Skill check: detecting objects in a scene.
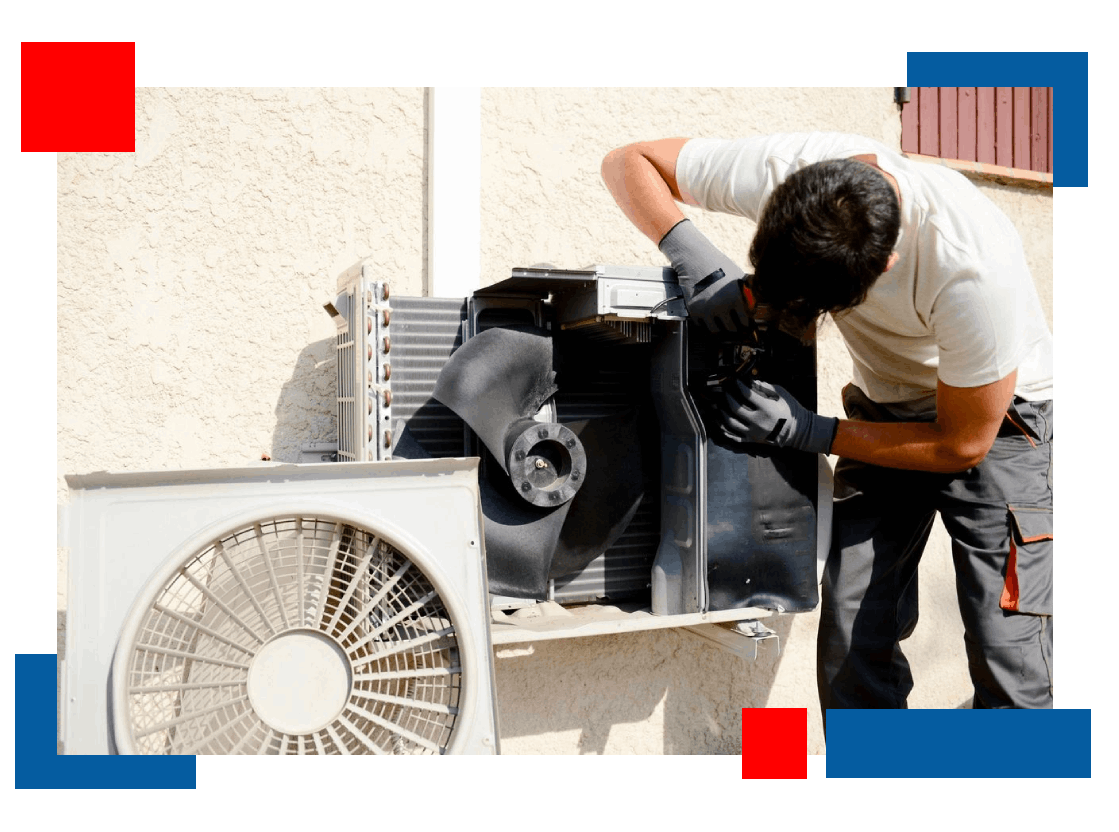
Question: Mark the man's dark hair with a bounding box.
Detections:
[748,158,900,336]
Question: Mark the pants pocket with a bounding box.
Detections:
[1001,504,1053,615]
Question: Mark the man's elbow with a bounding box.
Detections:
[600,146,621,183]
[937,436,995,472]
[600,144,637,185]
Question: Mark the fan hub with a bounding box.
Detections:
[505,421,586,506]
[247,628,352,736]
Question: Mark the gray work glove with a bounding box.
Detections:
[658,219,755,338]
[718,378,839,455]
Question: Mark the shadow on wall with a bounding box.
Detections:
[271,337,337,462]
[493,613,796,754]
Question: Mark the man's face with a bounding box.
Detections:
[759,302,818,343]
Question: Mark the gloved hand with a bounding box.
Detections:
[717,378,839,455]
[658,219,755,338]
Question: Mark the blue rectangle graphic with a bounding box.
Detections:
[906,51,1088,187]
[16,653,196,789]
[826,709,1091,778]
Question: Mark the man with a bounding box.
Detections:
[601,133,1053,718]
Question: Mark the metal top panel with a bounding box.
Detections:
[475,268,591,298]
[477,264,676,298]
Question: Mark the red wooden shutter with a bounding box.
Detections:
[900,87,1052,175]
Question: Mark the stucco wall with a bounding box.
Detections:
[57,86,1053,756]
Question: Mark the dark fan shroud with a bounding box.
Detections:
[432,326,647,598]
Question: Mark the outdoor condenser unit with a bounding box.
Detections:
[327,264,829,646]
[58,261,827,757]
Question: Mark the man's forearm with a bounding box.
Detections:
[831,419,993,473]
[601,142,687,243]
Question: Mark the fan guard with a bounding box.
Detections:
[113,512,470,755]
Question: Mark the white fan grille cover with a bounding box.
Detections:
[120,514,464,755]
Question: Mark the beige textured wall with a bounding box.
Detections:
[57,87,425,486]
[56,87,1052,756]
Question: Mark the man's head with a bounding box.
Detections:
[748,158,901,337]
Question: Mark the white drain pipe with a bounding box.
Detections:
[425,87,481,298]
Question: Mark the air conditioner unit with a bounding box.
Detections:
[327,264,829,646]
[61,459,499,755]
[60,261,827,756]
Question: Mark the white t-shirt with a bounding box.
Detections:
[676,133,1053,404]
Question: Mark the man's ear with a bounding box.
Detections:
[884,251,900,273]
[851,153,879,167]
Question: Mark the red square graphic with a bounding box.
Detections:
[741,708,807,779]
[21,42,135,152]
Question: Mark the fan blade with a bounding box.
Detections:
[392,411,573,598]
[549,410,647,580]
[389,418,431,460]
[480,411,648,595]
[434,326,586,507]
[434,327,648,595]
[477,449,572,598]
[432,326,559,471]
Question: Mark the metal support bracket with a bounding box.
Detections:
[683,619,780,660]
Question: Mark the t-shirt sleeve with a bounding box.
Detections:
[929,251,1033,389]
[675,136,790,221]
[675,133,897,222]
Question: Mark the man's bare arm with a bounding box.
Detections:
[600,138,690,243]
[830,372,1017,473]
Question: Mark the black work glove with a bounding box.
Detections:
[658,219,755,338]
[717,378,839,455]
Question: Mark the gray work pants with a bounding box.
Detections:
[817,385,1053,726]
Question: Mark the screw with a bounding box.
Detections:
[534,458,549,469]
[565,439,576,448]
[520,482,531,492]
[538,428,549,439]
